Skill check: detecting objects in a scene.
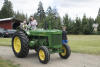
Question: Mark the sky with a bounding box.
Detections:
[0,0,100,19]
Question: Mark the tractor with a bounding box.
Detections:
[12,21,71,64]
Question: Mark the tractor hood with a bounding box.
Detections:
[26,29,62,36]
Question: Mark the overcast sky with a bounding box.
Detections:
[0,0,100,19]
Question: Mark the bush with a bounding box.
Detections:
[92,31,100,35]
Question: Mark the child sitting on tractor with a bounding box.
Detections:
[62,26,68,45]
[20,19,27,30]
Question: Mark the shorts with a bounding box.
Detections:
[62,40,68,45]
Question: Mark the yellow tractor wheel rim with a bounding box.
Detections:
[14,36,21,53]
[61,46,67,56]
[39,49,45,61]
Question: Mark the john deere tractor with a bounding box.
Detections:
[12,23,71,64]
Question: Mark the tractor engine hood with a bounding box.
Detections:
[26,29,62,36]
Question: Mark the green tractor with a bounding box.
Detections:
[12,24,71,64]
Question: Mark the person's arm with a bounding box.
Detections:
[27,22,32,30]
[34,20,38,25]
[31,20,37,26]
[36,20,38,25]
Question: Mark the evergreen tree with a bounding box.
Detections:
[95,8,100,31]
[82,14,88,34]
[63,14,72,33]
[63,14,69,27]
[82,14,94,34]
[14,11,26,21]
[0,0,14,18]
[46,6,61,29]
[73,17,81,34]
[34,13,38,20]
[88,17,94,34]
[37,1,45,28]
[56,17,62,29]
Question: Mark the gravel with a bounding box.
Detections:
[0,46,100,67]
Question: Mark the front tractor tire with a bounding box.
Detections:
[38,46,50,64]
[12,31,29,58]
[59,44,71,59]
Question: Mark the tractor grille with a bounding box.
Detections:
[51,34,62,46]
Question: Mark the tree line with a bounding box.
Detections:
[0,0,100,34]
[0,0,26,20]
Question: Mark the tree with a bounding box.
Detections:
[56,17,62,29]
[45,6,61,29]
[82,14,94,34]
[81,14,88,34]
[37,1,45,28]
[73,17,81,34]
[14,11,26,21]
[95,8,100,31]
[34,12,38,20]
[63,14,69,27]
[63,14,73,34]
[88,17,94,33]
[0,0,14,19]
[45,6,54,29]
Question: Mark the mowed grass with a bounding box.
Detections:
[68,35,100,55]
[0,39,19,67]
[0,35,100,55]
[0,57,19,67]
[0,38,11,46]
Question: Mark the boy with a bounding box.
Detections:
[62,26,68,45]
[20,19,28,30]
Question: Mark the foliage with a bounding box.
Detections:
[95,8,100,31]
[34,1,45,28]
[34,3,62,29]
[81,15,94,34]
[63,14,94,34]
[14,11,26,21]
[45,6,62,29]
[73,17,82,34]
[0,0,100,34]
[0,0,27,21]
[0,0,14,19]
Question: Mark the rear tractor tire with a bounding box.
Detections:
[12,31,29,58]
[38,46,50,64]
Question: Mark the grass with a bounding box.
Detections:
[0,35,100,55]
[0,57,19,67]
[0,38,11,46]
[68,35,100,55]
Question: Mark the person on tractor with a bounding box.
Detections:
[20,19,27,30]
[62,26,68,45]
[28,16,38,30]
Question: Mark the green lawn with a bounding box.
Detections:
[0,35,100,55]
[0,38,11,46]
[68,35,100,55]
[0,57,19,67]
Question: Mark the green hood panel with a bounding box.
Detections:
[26,29,62,36]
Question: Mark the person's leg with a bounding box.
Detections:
[62,40,67,45]
[65,40,68,43]
[62,40,65,44]
[63,40,68,45]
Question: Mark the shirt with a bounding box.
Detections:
[62,31,67,40]
[28,20,38,30]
